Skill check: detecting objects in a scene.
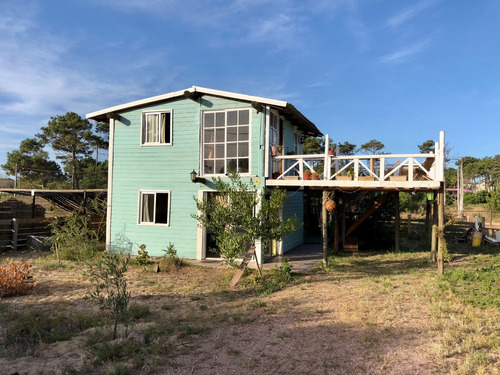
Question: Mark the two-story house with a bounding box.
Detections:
[86,86,322,264]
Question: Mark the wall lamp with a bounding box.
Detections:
[190,170,205,184]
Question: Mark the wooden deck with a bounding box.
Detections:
[266,132,445,192]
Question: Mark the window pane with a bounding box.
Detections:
[238,126,249,141]
[204,159,214,174]
[215,160,225,174]
[238,142,249,157]
[205,113,214,127]
[227,159,237,173]
[239,110,249,125]
[216,112,225,127]
[204,129,214,143]
[238,158,249,173]
[227,126,237,142]
[142,193,154,223]
[160,113,170,143]
[215,144,225,158]
[204,144,214,159]
[146,114,158,143]
[227,143,237,157]
[216,129,225,142]
[155,193,169,224]
[227,111,237,126]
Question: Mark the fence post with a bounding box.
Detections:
[12,218,18,251]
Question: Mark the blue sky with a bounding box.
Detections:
[1,0,499,174]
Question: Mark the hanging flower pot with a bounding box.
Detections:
[271,145,278,156]
[325,199,336,211]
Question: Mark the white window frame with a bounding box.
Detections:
[141,110,173,146]
[201,107,252,177]
[138,190,171,226]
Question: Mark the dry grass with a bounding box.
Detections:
[0,243,499,374]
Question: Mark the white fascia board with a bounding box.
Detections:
[86,86,289,120]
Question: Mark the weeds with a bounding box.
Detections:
[254,257,293,295]
[128,304,150,320]
[159,242,187,271]
[134,244,150,266]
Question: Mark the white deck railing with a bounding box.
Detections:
[268,131,445,188]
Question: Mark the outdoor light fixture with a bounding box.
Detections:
[190,170,205,184]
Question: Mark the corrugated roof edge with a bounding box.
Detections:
[86,85,322,136]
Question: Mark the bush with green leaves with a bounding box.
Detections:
[134,243,150,265]
[49,213,102,262]
[487,190,500,211]
[256,258,293,295]
[84,249,131,340]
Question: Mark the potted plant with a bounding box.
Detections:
[271,145,278,156]
[312,172,320,180]
[303,171,311,180]
[328,146,335,156]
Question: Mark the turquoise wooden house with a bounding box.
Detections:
[86,86,322,263]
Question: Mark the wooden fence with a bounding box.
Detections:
[0,216,105,251]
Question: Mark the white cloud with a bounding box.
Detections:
[386,0,439,28]
[379,38,432,64]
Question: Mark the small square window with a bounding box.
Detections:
[141,111,172,145]
[139,191,170,225]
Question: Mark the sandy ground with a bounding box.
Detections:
[0,251,447,375]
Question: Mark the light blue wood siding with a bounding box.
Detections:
[282,191,304,252]
[110,95,265,257]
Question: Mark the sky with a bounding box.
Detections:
[1,0,499,175]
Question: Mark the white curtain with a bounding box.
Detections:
[142,193,154,222]
[146,114,158,143]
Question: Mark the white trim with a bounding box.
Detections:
[137,190,171,226]
[200,107,252,176]
[140,109,173,146]
[264,106,270,178]
[196,190,205,260]
[105,118,115,248]
[86,86,287,120]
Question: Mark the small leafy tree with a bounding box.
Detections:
[194,173,298,268]
[85,250,131,340]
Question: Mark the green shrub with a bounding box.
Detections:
[128,304,150,320]
[487,191,500,211]
[85,249,131,340]
[49,213,102,262]
[464,191,490,205]
[134,244,150,265]
[256,258,293,295]
[159,243,187,271]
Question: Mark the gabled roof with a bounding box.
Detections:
[86,86,322,136]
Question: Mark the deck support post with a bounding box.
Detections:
[341,199,346,249]
[333,192,339,254]
[437,183,445,275]
[322,190,328,266]
[425,197,431,253]
[395,192,400,252]
[31,192,36,219]
[431,225,437,263]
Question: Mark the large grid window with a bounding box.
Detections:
[139,191,170,225]
[141,111,172,145]
[202,109,250,175]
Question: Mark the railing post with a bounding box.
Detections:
[12,218,18,251]
[408,158,414,182]
[379,157,385,181]
[354,159,359,180]
[324,134,330,180]
[299,157,304,179]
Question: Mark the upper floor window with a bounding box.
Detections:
[141,111,172,145]
[202,108,250,175]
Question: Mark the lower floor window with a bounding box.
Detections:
[139,191,170,225]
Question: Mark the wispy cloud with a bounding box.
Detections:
[0,125,34,136]
[386,0,439,28]
[379,38,432,64]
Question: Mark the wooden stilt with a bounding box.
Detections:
[333,192,339,254]
[425,198,431,253]
[31,193,36,219]
[341,201,346,249]
[431,225,437,263]
[437,184,445,275]
[322,190,328,266]
[395,191,400,252]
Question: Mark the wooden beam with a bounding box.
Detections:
[345,192,394,238]
[333,192,339,254]
[395,192,400,252]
